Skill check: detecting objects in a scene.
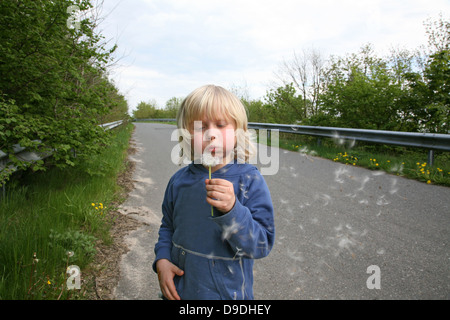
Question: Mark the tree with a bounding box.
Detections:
[399,14,449,133]
[0,0,127,186]
[164,97,182,118]
[132,100,160,119]
[244,99,271,123]
[274,47,326,117]
[424,12,450,53]
[403,50,449,133]
[264,84,305,124]
[318,44,403,130]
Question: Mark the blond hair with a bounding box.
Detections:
[176,84,256,164]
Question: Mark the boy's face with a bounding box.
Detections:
[190,113,237,168]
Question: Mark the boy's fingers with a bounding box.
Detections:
[165,283,181,300]
[162,275,182,300]
[157,260,183,300]
[206,178,230,186]
[206,186,228,195]
[174,267,184,276]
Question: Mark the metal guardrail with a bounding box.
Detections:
[133,118,450,166]
[0,120,124,181]
[248,122,450,166]
[99,120,124,131]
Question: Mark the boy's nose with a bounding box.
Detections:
[206,133,216,141]
[204,128,218,141]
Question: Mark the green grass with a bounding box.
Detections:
[266,132,450,187]
[0,122,134,299]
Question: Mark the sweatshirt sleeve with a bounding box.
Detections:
[212,171,275,259]
[152,178,175,273]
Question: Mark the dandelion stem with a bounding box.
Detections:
[209,166,213,217]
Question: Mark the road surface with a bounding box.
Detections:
[114,122,449,300]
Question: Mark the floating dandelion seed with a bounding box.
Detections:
[348,139,356,148]
[287,248,304,262]
[332,132,345,145]
[357,176,370,191]
[334,167,349,184]
[376,195,390,206]
[315,193,332,206]
[221,218,241,241]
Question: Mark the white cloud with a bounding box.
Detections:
[99,0,450,112]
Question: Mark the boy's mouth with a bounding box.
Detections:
[205,145,222,158]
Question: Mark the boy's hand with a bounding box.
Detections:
[205,178,236,213]
[156,259,184,300]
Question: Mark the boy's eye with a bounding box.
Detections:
[192,122,205,131]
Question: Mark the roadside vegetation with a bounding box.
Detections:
[0,0,130,299]
[273,133,450,187]
[0,0,128,188]
[0,122,133,299]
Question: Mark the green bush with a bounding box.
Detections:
[0,0,128,186]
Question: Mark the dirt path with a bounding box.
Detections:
[84,134,147,300]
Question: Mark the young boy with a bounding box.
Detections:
[153,85,275,300]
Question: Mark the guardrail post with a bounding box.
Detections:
[428,149,435,167]
[267,129,271,143]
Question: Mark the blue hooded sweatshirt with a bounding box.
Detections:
[153,160,275,300]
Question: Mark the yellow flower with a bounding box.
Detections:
[427,180,431,184]
[91,203,95,206]
[47,280,51,285]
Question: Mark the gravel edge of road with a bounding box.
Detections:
[83,132,147,300]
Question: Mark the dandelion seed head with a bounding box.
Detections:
[202,153,220,167]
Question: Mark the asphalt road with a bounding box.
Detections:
[114,122,450,300]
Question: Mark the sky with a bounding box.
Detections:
[96,0,449,113]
